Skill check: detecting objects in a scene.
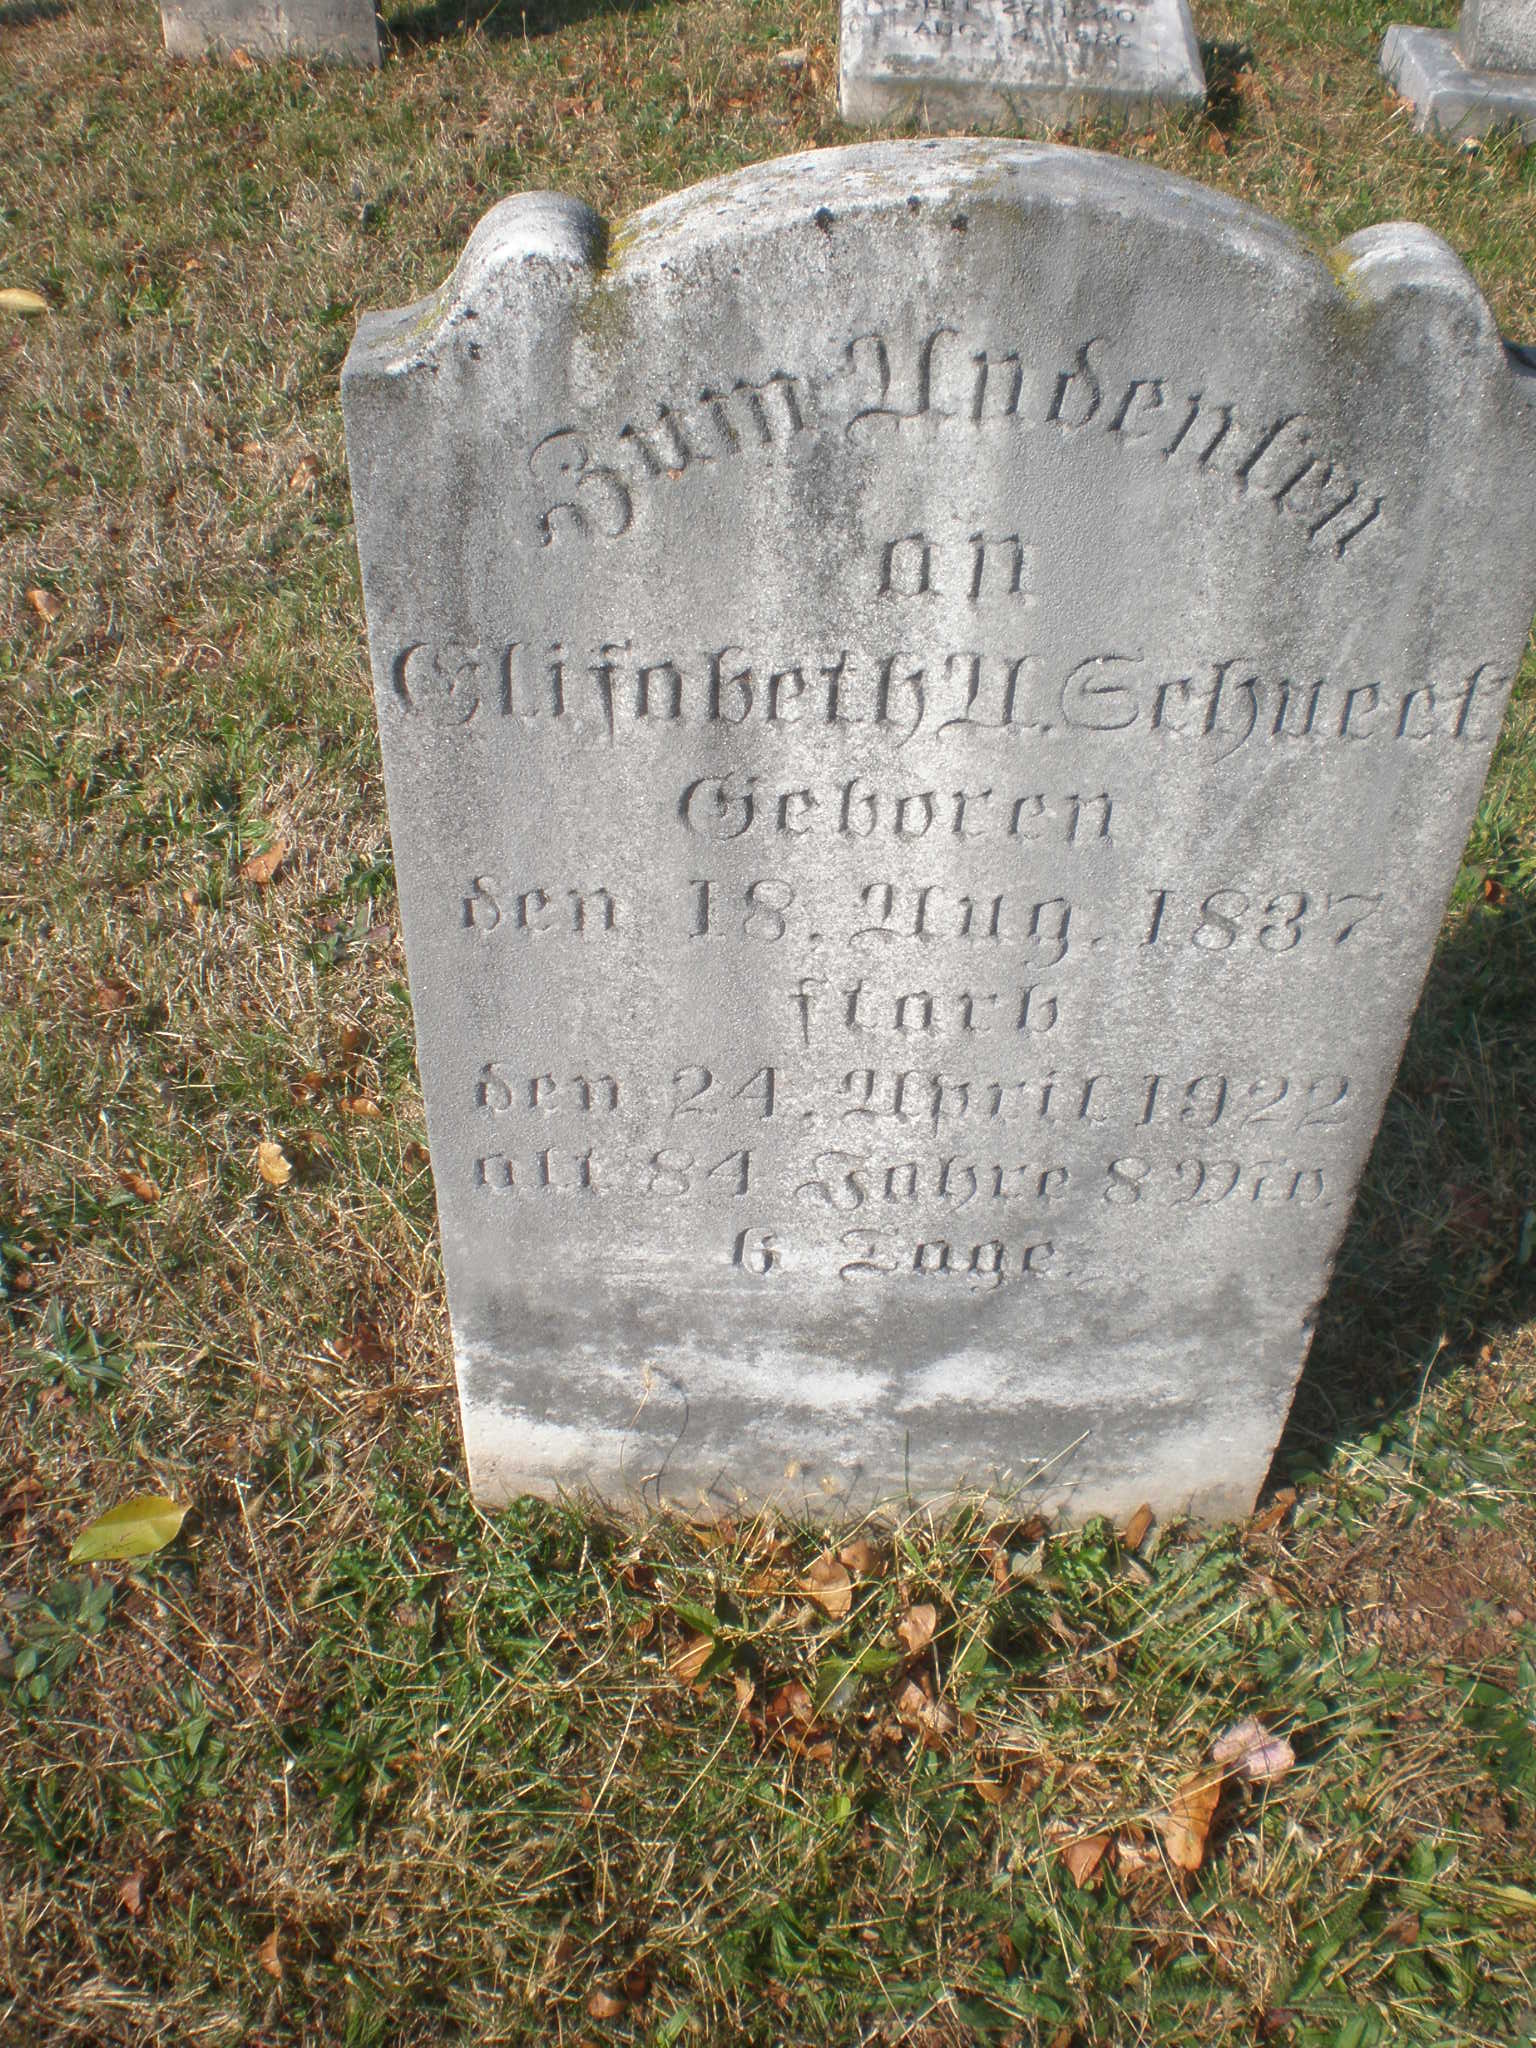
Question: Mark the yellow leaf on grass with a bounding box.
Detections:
[256,1140,291,1188]
[1,287,48,317]
[69,1494,187,1563]
[1157,1767,1224,1873]
[257,1929,282,1979]
[801,1552,852,1619]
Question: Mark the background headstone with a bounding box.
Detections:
[838,0,1206,128]
[161,0,380,64]
[1381,1,1536,140]
[1461,0,1536,72]
[343,140,1536,1524]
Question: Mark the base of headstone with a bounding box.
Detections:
[160,0,380,64]
[1380,23,1536,141]
[838,0,1206,130]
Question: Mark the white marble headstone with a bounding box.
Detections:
[837,0,1206,128]
[161,0,380,64]
[343,142,1536,1524]
[1382,0,1536,140]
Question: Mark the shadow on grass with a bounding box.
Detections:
[1199,39,1255,135]
[384,0,659,46]
[1273,874,1536,1482]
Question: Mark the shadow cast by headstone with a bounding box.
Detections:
[0,0,68,24]
[384,0,656,48]
[1271,874,1536,1484]
[1199,39,1255,135]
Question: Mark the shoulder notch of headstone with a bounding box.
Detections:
[347,193,609,378]
[1334,221,1503,357]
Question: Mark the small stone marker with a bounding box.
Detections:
[343,140,1536,1524]
[1381,0,1536,141]
[837,0,1206,129]
[161,0,380,64]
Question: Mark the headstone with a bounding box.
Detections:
[342,140,1536,1524]
[838,0,1206,128]
[1381,0,1536,141]
[161,0,380,64]
[1462,0,1536,72]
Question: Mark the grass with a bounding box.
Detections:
[2,0,1536,2039]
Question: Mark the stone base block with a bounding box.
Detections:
[161,0,380,64]
[1380,22,1536,140]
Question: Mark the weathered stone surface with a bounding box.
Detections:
[161,0,379,64]
[1381,18,1536,141]
[343,140,1536,1524]
[837,0,1205,128]
[1461,0,1536,73]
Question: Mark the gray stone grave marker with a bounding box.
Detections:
[342,141,1536,1524]
[1381,0,1536,141]
[161,0,380,65]
[837,0,1206,129]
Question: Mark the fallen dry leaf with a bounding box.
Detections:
[117,1168,161,1204]
[732,1672,755,1711]
[117,1871,145,1916]
[764,1680,815,1728]
[1,286,49,317]
[256,1140,292,1188]
[338,1095,381,1117]
[1157,1767,1224,1873]
[1483,874,1509,908]
[802,1552,852,1620]
[256,1929,282,1979]
[586,1989,625,2020]
[240,840,287,886]
[743,1567,793,1597]
[897,1602,938,1656]
[1212,1715,1295,1784]
[1122,1502,1154,1551]
[894,1678,956,1738]
[1249,1486,1297,1536]
[972,1776,1007,1805]
[669,1632,714,1684]
[288,452,320,492]
[1061,1832,1112,1888]
[229,43,256,67]
[26,587,62,622]
[838,1535,883,1577]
